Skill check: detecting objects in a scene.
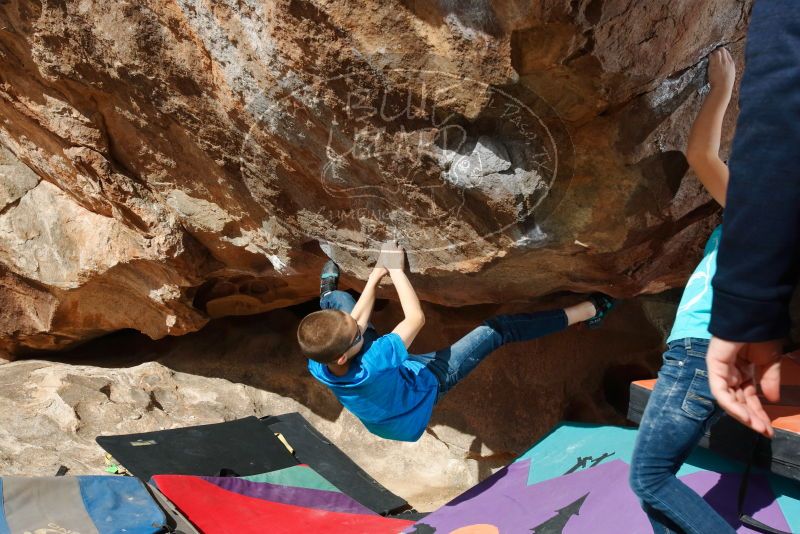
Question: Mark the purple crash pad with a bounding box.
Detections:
[681,469,792,533]
[200,476,375,516]
[410,459,789,533]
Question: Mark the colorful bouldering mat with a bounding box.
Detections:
[96,416,297,482]
[261,412,409,514]
[197,475,373,515]
[0,476,167,534]
[407,423,800,533]
[516,423,738,484]
[152,474,413,533]
[98,413,411,519]
[153,463,370,519]
[242,464,341,492]
[630,355,800,481]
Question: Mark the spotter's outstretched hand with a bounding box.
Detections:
[707,337,782,438]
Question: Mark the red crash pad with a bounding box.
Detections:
[152,475,412,534]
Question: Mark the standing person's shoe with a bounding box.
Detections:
[320,259,340,298]
[587,293,616,328]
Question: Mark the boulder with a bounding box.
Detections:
[0,0,749,353]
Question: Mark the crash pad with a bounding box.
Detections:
[146,482,201,534]
[409,459,789,533]
[522,422,800,531]
[96,416,297,482]
[152,474,413,534]
[261,413,408,514]
[516,422,738,485]
[242,464,340,492]
[0,476,166,534]
[198,475,373,515]
[409,423,800,533]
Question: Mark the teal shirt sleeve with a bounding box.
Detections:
[360,333,408,375]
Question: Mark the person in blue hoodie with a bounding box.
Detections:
[298,241,614,442]
[707,0,799,439]
[629,48,738,534]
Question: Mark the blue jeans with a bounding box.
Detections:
[629,338,733,534]
[319,291,567,399]
[409,310,567,399]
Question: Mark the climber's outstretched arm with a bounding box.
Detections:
[685,47,735,207]
[350,268,385,332]
[383,242,425,348]
[349,240,408,332]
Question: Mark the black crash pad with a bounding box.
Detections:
[261,412,410,515]
[96,416,297,482]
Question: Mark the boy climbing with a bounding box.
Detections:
[297,241,614,442]
[629,48,739,534]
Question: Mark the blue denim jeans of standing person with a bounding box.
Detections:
[319,290,568,401]
[629,338,733,534]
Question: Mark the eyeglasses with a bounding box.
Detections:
[348,325,362,350]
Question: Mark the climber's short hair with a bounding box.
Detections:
[297,309,355,363]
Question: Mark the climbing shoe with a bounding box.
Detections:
[587,293,615,329]
[320,259,340,298]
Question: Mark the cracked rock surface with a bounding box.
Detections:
[0,0,750,354]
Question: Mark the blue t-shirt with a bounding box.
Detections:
[308,332,439,442]
[667,225,722,343]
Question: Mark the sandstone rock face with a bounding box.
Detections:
[0,357,471,509]
[0,0,748,352]
[2,295,670,510]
